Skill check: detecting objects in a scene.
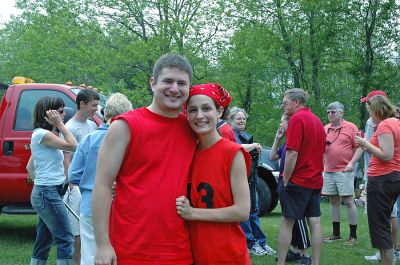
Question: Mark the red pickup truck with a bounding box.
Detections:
[0,82,105,214]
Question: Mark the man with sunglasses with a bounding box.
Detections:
[322,101,363,246]
[277,88,326,265]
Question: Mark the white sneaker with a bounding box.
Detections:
[248,244,267,256]
[260,244,276,256]
[364,251,397,262]
[364,251,380,262]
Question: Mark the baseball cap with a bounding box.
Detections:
[360,90,387,102]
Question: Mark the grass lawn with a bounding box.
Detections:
[0,201,382,264]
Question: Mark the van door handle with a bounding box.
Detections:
[3,141,14,155]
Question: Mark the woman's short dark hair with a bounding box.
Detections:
[33,96,65,130]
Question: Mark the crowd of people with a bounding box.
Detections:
[26,53,400,265]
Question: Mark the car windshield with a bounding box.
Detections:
[70,88,107,119]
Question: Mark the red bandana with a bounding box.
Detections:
[188,83,232,108]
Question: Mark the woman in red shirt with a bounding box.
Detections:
[176,83,251,265]
[356,94,400,265]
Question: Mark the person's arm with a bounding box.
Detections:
[26,156,35,180]
[176,150,250,222]
[241,143,262,154]
[41,110,77,152]
[63,152,72,176]
[93,120,130,265]
[68,142,86,186]
[270,126,285,161]
[356,133,394,162]
[344,147,363,172]
[282,149,298,186]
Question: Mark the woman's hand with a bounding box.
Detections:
[355,136,368,151]
[275,126,285,140]
[44,110,63,128]
[254,143,262,154]
[176,196,193,220]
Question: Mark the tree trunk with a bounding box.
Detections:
[361,0,377,129]
[275,0,301,88]
[309,10,321,103]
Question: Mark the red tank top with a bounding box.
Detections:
[110,108,197,265]
[189,138,251,265]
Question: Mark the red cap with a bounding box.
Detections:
[188,83,232,108]
[360,90,387,102]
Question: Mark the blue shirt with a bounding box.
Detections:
[233,130,251,144]
[363,118,375,180]
[68,123,109,216]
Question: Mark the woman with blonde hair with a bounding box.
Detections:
[357,94,400,265]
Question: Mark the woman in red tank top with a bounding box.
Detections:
[176,83,252,265]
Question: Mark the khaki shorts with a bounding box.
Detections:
[63,185,81,236]
[322,171,354,196]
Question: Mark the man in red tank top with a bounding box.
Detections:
[91,54,197,265]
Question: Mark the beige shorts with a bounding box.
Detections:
[322,171,354,196]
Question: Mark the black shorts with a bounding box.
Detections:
[278,181,321,219]
[367,171,400,249]
[292,218,310,250]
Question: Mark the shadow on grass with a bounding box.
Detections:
[0,214,37,241]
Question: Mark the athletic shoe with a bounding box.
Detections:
[343,237,358,246]
[275,249,303,262]
[364,251,380,262]
[260,244,276,256]
[248,244,267,256]
[364,251,397,262]
[395,249,400,260]
[296,255,312,265]
[323,234,341,242]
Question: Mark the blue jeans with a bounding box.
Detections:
[30,185,74,264]
[397,196,400,227]
[240,191,267,248]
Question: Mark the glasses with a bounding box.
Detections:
[327,110,337,115]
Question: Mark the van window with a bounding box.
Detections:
[14,90,77,131]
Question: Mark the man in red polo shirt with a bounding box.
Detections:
[277,88,326,265]
[322,102,363,246]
